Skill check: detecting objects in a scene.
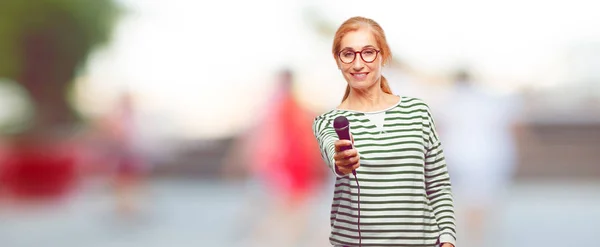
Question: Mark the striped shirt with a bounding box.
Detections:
[312,96,457,247]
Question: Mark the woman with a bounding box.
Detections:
[312,16,457,247]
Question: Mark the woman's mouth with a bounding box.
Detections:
[351,72,369,80]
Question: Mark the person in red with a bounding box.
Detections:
[253,69,325,204]
[223,69,327,246]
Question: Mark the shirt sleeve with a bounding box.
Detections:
[423,104,457,246]
[312,116,346,178]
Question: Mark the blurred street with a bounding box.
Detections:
[1,178,599,247]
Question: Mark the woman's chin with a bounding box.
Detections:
[349,80,376,90]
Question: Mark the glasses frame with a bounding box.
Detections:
[338,48,381,64]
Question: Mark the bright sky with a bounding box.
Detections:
[73,0,600,140]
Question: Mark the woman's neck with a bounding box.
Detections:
[340,86,398,112]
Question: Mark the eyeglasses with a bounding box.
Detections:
[338,48,380,64]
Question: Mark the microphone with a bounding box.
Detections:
[333,116,356,175]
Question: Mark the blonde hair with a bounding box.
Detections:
[332,16,393,102]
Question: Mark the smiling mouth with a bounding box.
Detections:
[351,72,369,79]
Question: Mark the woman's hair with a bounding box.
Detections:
[332,16,393,102]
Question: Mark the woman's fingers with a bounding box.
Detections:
[334,153,360,176]
[337,161,360,175]
[337,166,352,175]
[335,159,357,168]
[333,139,360,176]
[333,148,357,161]
[334,140,353,152]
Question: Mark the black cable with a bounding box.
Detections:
[353,170,361,247]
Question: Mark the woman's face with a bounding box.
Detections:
[337,28,383,91]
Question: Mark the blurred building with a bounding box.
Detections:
[515,42,600,180]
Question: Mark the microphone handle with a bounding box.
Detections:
[339,145,352,152]
[335,126,352,151]
[335,127,356,175]
[337,138,352,151]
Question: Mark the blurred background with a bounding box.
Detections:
[0,0,599,246]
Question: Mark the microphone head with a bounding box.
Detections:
[333,116,349,130]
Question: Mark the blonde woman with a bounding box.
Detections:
[313,16,457,247]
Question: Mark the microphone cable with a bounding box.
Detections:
[352,170,361,247]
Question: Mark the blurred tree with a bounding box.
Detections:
[0,0,121,199]
[0,0,120,139]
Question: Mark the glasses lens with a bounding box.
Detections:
[339,50,356,63]
[361,49,377,62]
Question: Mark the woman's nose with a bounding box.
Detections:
[352,57,364,70]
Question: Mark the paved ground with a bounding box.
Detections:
[1,178,599,247]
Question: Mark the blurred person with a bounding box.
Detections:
[433,69,522,247]
[101,92,148,219]
[222,69,327,246]
[312,17,456,247]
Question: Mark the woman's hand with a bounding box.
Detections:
[333,139,360,176]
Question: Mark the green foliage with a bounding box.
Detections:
[0,0,121,80]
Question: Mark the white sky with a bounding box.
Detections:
[73,0,600,139]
